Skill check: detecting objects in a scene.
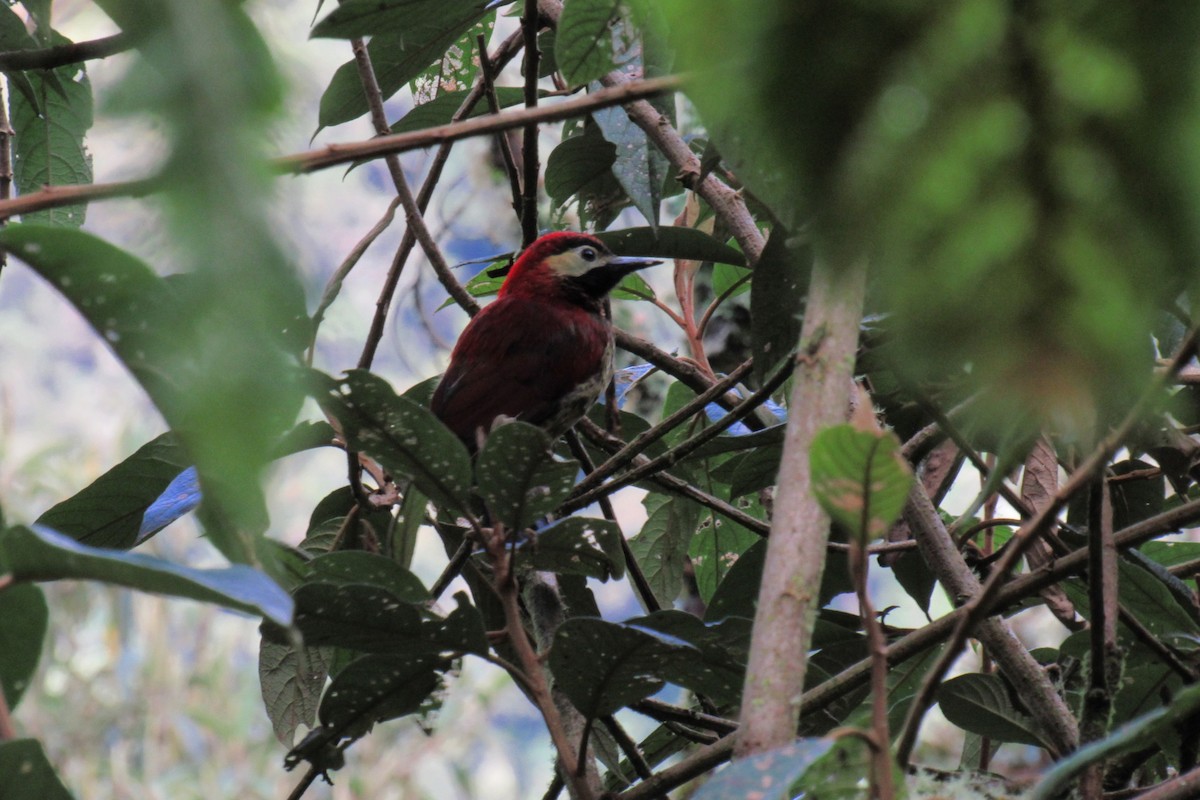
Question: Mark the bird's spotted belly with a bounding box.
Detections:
[536,336,614,439]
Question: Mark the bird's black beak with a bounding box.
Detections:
[606,256,662,276]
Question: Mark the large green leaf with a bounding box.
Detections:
[627,494,699,607]
[810,424,914,545]
[593,96,668,229]
[314,0,493,128]
[34,433,191,550]
[0,525,292,626]
[937,672,1049,748]
[304,551,428,603]
[316,370,472,515]
[0,740,73,800]
[0,584,47,711]
[316,652,446,738]
[546,132,617,206]
[555,0,622,86]
[8,31,94,228]
[476,422,579,531]
[688,504,760,603]
[520,516,625,580]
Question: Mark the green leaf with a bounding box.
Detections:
[0,584,47,711]
[546,131,617,205]
[34,433,191,550]
[688,506,760,603]
[611,270,655,301]
[596,225,746,266]
[293,586,487,656]
[593,97,667,229]
[259,640,332,746]
[693,739,834,800]
[711,442,782,498]
[8,32,94,227]
[311,0,490,39]
[316,370,472,515]
[556,0,622,86]
[0,740,73,800]
[0,525,292,626]
[521,517,625,580]
[304,551,429,603]
[548,617,686,717]
[438,263,507,309]
[628,495,700,607]
[317,652,446,737]
[750,229,809,382]
[476,422,579,530]
[705,539,854,623]
[937,673,1049,748]
[628,610,749,704]
[890,549,936,615]
[315,1,493,128]
[711,262,752,301]
[810,424,914,545]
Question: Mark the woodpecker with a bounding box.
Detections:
[431,232,660,450]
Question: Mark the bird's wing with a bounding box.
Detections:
[431,297,609,444]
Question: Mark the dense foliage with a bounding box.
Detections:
[2,1,1200,798]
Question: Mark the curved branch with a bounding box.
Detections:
[0,33,130,71]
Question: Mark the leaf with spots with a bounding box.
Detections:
[316,369,472,516]
[810,424,913,545]
[555,0,623,86]
[316,652,447,738]
[692,739,834,800]
[0,740,72,800]
[688,504,760,603]
[304,551,429,603]
[627,610,750,705]
[0,584,47,711]
[520,517,625,581]
[628,494,699,607]
[476,422,579,531]
[292,585,487,656]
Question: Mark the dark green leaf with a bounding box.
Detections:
[34,433,191,550]
[305,552,428,602]
[546,132,617,205]
[522,517,625,580]
[0,584,47,710]
[259,640,332,746]
[8,32,94,227]
[476,422,579,530]
[317,370,472,514]
[810,424,913,544]
[937,673,1049,748]
[686,423,786,460]
[693,739,834,800]
[627,610,749,704]
[0,740,73,800]
[1110,459,1165,529]
[294,586,487,656]
[0,525,292,626]
[438,263,507,308]
[317,652,446,737]
[706,539,853,622]
[311,0,490,39]
[315,1,493,128]
[711,442,782,498]
[750,229,809,381]
[549,617,693,717]
[890,550,936,615]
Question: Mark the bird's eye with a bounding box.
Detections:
[580,247,597,262]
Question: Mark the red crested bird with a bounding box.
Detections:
[431,232,660,451]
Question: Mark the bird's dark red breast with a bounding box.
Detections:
[430,293,611,448]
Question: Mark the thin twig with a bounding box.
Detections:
[520,0,542,246]
[285,766,321,800]
[431,539,474,601]
[600,716,655,782]
[850,539,895,800]
[565,431,661,613]
[630,698,738,734]
[476,33,523,217]
[564,357,792,514]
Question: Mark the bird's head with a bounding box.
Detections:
[499,232,661,307]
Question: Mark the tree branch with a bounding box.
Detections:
[0,33,130,71]
[736,255,868,756]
